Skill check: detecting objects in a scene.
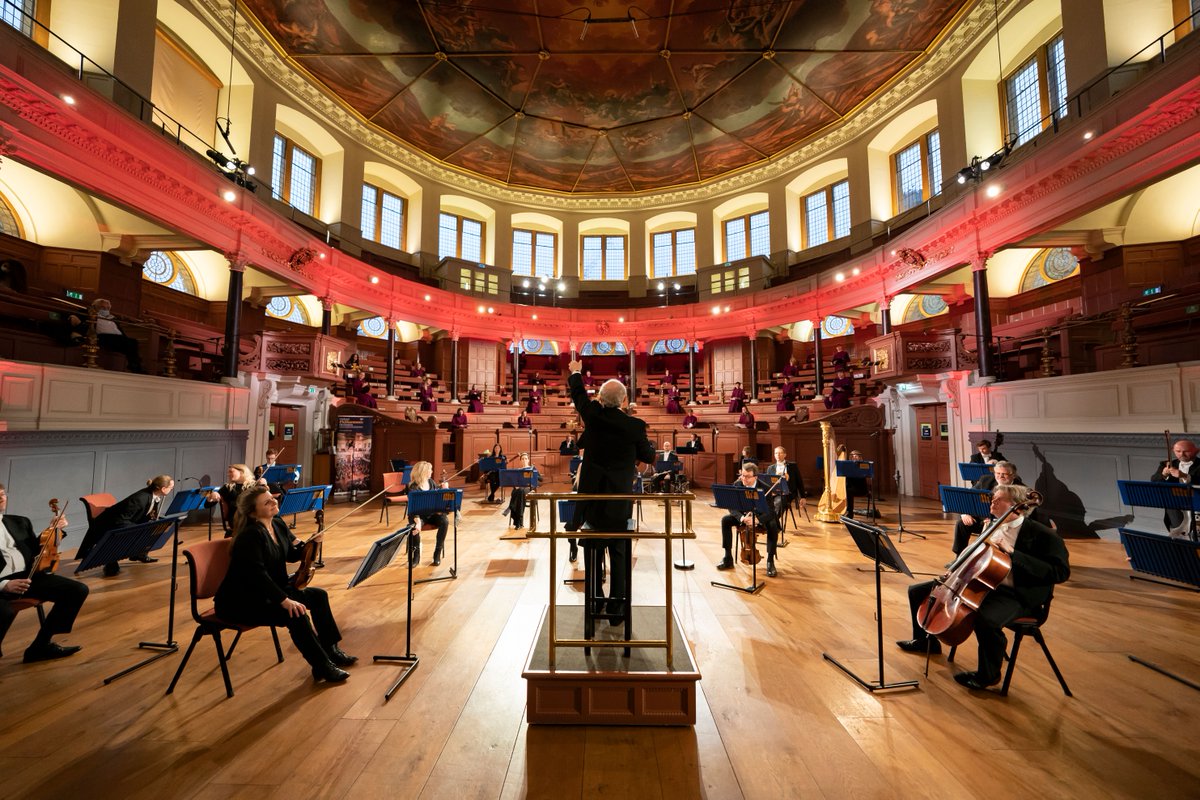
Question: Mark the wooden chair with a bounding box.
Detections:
[166,539,283,699]
[378,471,408,525]
[79,492,117,525]
[949,597,1071,697]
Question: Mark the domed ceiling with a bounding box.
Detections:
[243,1,970,194]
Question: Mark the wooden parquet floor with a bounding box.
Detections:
[2,485,1198,800]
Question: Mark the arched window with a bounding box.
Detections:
[821,316,855,338]
[650,339,693,355]
[265,296,311,325]
[902,294,948,323]
[509,339,559,355]
[356,316,389,338]
[141,251,197,295]
[580,341,628,356]
[0,191,21,237]
[1019,248,1080,292]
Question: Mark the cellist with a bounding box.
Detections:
[897,484,1070,691]
[0,484,89,663]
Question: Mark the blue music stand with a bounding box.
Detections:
[499,469,539,538]
[938,485,992,518]
[167,485,218,540]
[279,486,331,567]
[958,462,994,483]
[407,488,464,583]
[389,457,409,473]
[479,455,508,502]
[1118,480,1200,541]
[358,523,422,701]
[77,516,184,684]
[837,460,878,524]
[710,483,770,594]
[262,464,302,487]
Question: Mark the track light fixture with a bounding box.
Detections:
[956,141,1013,186]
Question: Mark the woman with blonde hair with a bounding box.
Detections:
[407,461,450,566]
[215,485,356,683]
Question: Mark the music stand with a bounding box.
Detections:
[1119,479,1200,542]
[167,486,217,540]
[710,483,769,594]
[837,460,877,521]
[498,468,537,540]
[76,516,184,684]
[279,484,329,525]
[763,473,796,546]
[822,516,920,693]
[407,488,463,583]
[479,455,508,503]
[958,462,994,484]
[938,485,991,517]
[362,524,423,700]
[389,457,409,473]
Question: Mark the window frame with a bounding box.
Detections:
[580,234,628,281]
[999,32,1068,146]
[439,211,486,262]
[651,227,697,278]
[271,133,321,217]
[512,227,558,279]
[800,179,851,249]
[722,210,770,262]
[890,129,941,215]
[361,182,407,251]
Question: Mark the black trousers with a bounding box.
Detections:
[721,513,778,560]
[413,513,449,550]
[0,572,89,654]
[216,586,341,669]
[907,580,1029,683]
[952,517,984,555]
[98,333,143,372]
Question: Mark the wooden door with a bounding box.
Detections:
[914,403,950,500]
[709,339,745,398]
[269,404,301,463]
[465,338,499,395]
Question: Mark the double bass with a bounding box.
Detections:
[917,490,1043,646]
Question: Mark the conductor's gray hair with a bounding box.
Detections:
[598,379,626,408]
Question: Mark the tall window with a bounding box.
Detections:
[361,183,406,250]
[581,235,626,280]
[512,229,556,278]
[893,129,941,214]
[1003,33,1068,146]
[723,211,770,261]
[652,228,697,277]
[0,191,21,237]
[271,133,320,216]
[802,180,851,248]
[439,212,484,261]
[1,0,34,37]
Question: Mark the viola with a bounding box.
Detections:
[918,490,1043,646]
[29,498,68,575]
[290,509,324,590]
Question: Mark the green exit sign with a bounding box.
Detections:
[65,290,84,300]
[1187,305,1199,315]
[1141,285,1162,297]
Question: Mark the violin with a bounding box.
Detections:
[918,490,1042,646]
[28,498,68,575]
[290,509,324,590]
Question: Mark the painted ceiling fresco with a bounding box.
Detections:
[243,1,970,194]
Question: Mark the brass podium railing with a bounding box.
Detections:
[526,491,696,670]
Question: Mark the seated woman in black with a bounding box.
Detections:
[407,461,450,566]
[504,452,538,529]
[206,463,263,536]
[214,486,356,683]
[484,443,506,503]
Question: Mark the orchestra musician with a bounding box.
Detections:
[716,462,783,578]
[76,475,175,577]
[1152,438,1196,537]
[970,439,1006,465]
[0,484,88,662]
[898,484,1070,691]
[214,486,356,683]
[678,433,704,454]
[764,446,804,520]
[407,461,450,566]
[843,449,872,520]
[484,443,507,503]
[503,453,538,530]
[206,464,264,536]
[650,441,681,493]
[559,433,579,456]
[952,461,1038,555]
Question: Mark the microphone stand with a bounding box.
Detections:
[894,469,926,542]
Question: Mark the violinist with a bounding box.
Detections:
[407,461,450,566]
[1151,439,1196,537]
[484,443,506,503]
[502,453,538,530]
[898,484,1069,691]
[207,464,263,536]
[715,463,782,578]
[214,486,355,684]
[76,475,174,577]
[0,484,88,662]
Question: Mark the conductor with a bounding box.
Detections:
[567,359,656,619]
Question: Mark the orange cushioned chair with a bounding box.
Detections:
[79,493,117,526]
[166,538,283,699]
[377,471,408,525]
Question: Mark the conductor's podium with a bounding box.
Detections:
[522,491,701,726]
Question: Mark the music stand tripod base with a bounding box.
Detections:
[821,653,919,692]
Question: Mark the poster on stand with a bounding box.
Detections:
[334,416,373,495]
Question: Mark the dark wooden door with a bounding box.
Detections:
[914,403,950,500]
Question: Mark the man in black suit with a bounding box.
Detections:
[716,462,784,577]
[898,484,1070,691]
[970,439,1006,465]
[951,461,1022,555]
[567,359,655,620]
[559,433,579,456]
[650,440,681,493]
[764,446,804,522]
[76,475,175,576]
[0,484,89,662]
[1151,438,1196,536]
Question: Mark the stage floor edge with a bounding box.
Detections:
[523,605,700,726]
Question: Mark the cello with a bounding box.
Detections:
[917,489,1043,646]
[28,499,69,575]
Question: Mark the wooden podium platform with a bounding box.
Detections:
[523,605,700,726]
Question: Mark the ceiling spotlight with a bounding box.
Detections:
[980,158,991,171]
[852,267,860,276]
[1083,131,1094,140]
[956,171,969,185]
[673,283,681,290]
[712,306,721,315]
[221,189,236,202]
[61,94,76,105]
[985,184,1001,198]
[424,294,431,301]
[478,305,485,313]
[537,282,546,292]
[522,279,530,288]
[531,314,538,320]
[835,272,845,282]
[557,281,566,292]
[244,165,255,176]
[369,275,379,284]
[657,282,665,291]
[487,306,495,314]
[618,316,625,323]
[724,305,730,312]
[890,250,897,257]
[318,252,326,259]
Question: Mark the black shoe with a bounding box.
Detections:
[23,642,82,663]
[954,671,999,690]
[431,548,442,567]
[103,563,121,577]
[327,646,358,667]
[716,555,734,570]
[487,494,495,503]
[312,662,350,683]
[897,638,942,655]
[129,554,158,563]
[766,560,777,578]
[568,541,578,562]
